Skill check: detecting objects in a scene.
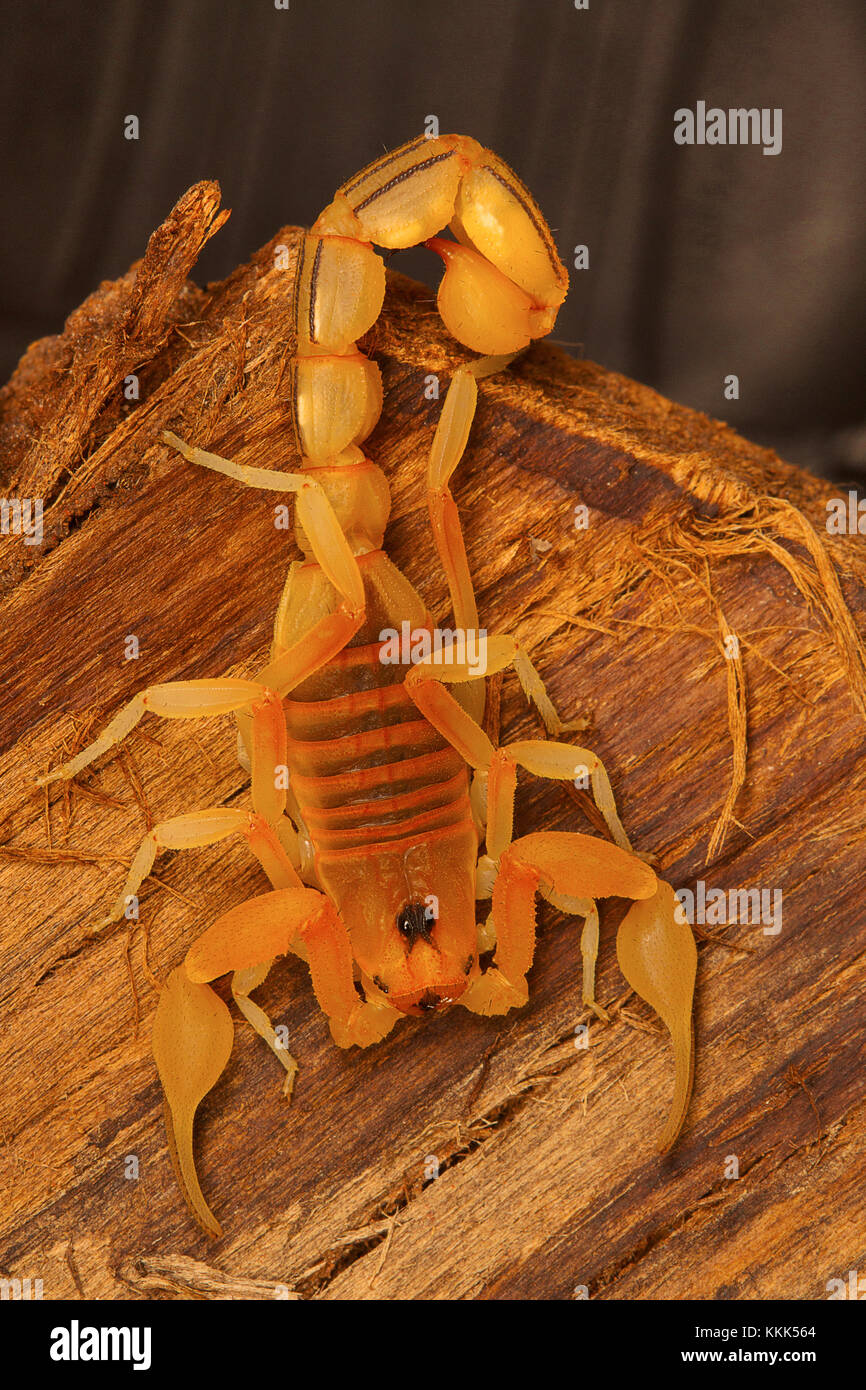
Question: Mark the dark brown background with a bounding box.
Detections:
[1,0,865,482]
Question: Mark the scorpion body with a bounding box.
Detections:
[41,135,697,1236]
[281,556,478,1017]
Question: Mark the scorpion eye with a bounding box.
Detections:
[395,901,433,943]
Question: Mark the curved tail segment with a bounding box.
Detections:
[293,134,569,463]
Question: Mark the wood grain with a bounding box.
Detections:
[1,182,864,1301]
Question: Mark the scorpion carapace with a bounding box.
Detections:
[40,134,697,1236]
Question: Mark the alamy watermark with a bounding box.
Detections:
[1,496,43,545]
[675,880,782,936]
[50,1321,151,1370]
[674,103,782,156]
[378,622,487,677]
[826,1269,865,1299]
[1,1276,43,1300]
[825,490,866,535]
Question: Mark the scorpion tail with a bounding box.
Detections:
[616,880,698,1152]
[293,134,568,463]
[152,966,235,1237]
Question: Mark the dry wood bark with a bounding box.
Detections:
[1,182,864,1301]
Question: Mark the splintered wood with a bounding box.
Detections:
[0,182,864,1301]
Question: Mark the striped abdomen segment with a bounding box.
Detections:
[284,661,471,857]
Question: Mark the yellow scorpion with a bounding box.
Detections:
[40,135,697,1235]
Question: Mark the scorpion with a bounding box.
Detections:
[40,134,697,1236]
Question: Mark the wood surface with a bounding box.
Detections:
[1,182,864,1301]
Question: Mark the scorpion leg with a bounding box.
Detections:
[162,434,366,695]
[427,357,522,635]
[404,637,637,1009]
[477,738,693,1092]
[426,368,585,735]
[162,435,379,881]
[231,962,298,1100]
[480,750,606,1017]
[426,363,484,727]
[39,681,304,943]
[405,634,630,847]
[227,816,308,1093]
[427,365,483,639]
[94,805,299,934]
[38,680,288,787]
[478,749,617,1018]
[404,637,697,1147]
[163,433,365,646]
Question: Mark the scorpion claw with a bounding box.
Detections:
[328,1000,399,1049]
[152,967,235,1238]
[461,966,528,1016]
[616,880,697,1152]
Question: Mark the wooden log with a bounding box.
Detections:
[1,182,864,1301]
